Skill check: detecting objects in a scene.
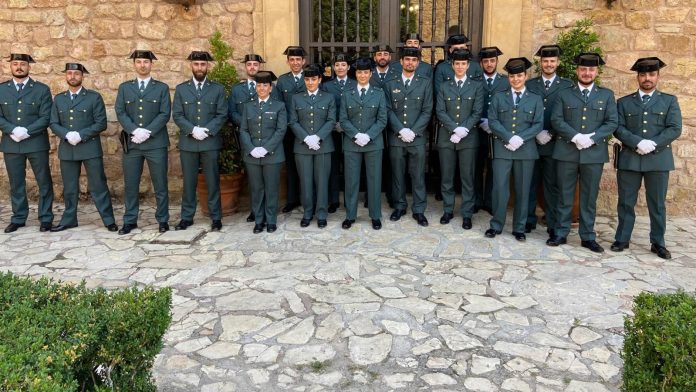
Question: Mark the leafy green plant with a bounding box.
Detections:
[622,291,696,391]
[535,18,603,83]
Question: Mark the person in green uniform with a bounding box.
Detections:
[239,71,287,233]
[612,57,681,259]
[0,53,54,233]
[390,33,433,79]
[525,45,574,238]
[485,57,543,241]
[276,46,307,213]
[433,34,484,97]
[172,51,228,232]
[289,64,337,228]
[475,47,509,215]
[339,57,387,230]
[115,50,172,235]
[49,63,117,232]
[435,49,485,230]
[384,47,433,227]
[548,53,618,252]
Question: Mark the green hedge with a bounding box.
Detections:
[0,273,172,392]
[623,291,696,392]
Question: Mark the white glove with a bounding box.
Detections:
[355,133,370,147]
[303,135,320,150]
[449,134,461,144]
[131,128,151,144]
[535,130,552,145]
[66,131,81,146]
[453,126,469,138]
[250,147,263,158]
[192,126,208,141]
[256,147,268,157]
[11,127,29,142]
[571,132,595,150]
[398,128,415,143]
[636,139,656,155]
[505,143,518,151]
[479,118,491,134]
[509,135,524,150]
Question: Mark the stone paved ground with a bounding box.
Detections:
[2,198,695,392]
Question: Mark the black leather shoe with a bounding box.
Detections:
[211,220,222,231]
[50,224,77,232]
[651,243,671,259]
[485,228,501,238]
[413,213,428,227]
[546,235,567,246]
[610,241,630,252]
[4,222,25,233]
[159,222,169,233]
[246,212,255,222]
[328,203,339,213]
[39,222,52,232]
[462,218,472,230]
[512,231,526,241]
[253,223,265,234]
[106,223,119,232]
[389,209,406,221]
[300,218,311,227]
[282,202,299,213]
[175,220,192,230]
[317,219,327,228]
[525,222,536,233]
[581,240,604,253]
[342,219,354,229]
[371,219,382,230]
[266,224,277,233]
[547,228,556,238]
[118,223,137,235]
[440,212,453,225]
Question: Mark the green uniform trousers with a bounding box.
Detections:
[180,150,221,221]
[439,148,477,218]
[389,144,427,214]
[615,170,669,247]
[474,132,493,209]
[490,159,535,233]
[527,155,559,230]
[555,161,603,240]
[344,150,382,220]
[245,162,282,225]
[4,151,54,225]
[296,153,331,220]
[122,147,169,224]
[59,158,115,227]
[283,134,300,205]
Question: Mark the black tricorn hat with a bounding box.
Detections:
[400,47,421,59]
[403,32,422,42]
[535,45,562,58]
[187,51,214,61]
[479,46,503,59]
[8,53,35,63]
[373,44,394,54]
[128,50,157,60]
[254,71,277,84]
[504,57,532,74]
[450,49,472,61]
[283,46,306,57]
[630,57,666,72]
[244,54,265,63]
[63,63,89,74]
[302,64,323,78]
[354,57,372,71]
[446,34,470,46]
[573,52,605,66]
[333,53,352,64]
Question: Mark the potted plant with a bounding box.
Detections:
[197,31,245,216]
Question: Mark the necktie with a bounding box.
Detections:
[17,83,24,92]
[310,94,315,102]
[642,94,651,105]
[582,88,589,103]
[379,73,385,80]
[71,93,76,101]
[360,87,366,100]
[339,80,345,88]
[487,78,493,88]
[404,79,410,89]
[457,80,463,89]
[514,91,522,106]
[544,80,551,90]
[197,82,203,92]
[294,76,300,86]
[249,81,255,93]
[139,80,145,92]
[259,100,265,109]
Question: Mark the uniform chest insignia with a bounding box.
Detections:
[597,101,604,104]
[392,88,401,94]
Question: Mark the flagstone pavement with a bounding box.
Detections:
[1,199,695,392]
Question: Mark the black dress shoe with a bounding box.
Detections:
[440,212,453,225]
[328,203,339,213]
[546,235,567,246]
[39,222,52,232]
[317,219,327,228]
[371,219,382,230]
[50,224,77,232]
[651,243,671,259]
[300,218,311,227]
[211,220,222,231]
[547,228,556,238]
[389,209,406,221]
[106,223,119,232]
[246,212,255,222]
[4,222,25,233]
[342,219,354,229]
[159,222,169,233]
[462,218,472,230]
[485,228,501,238]
[413,213,428,227]
[282,202,299,213]
[512,231,526,241]
[610,241,630,252]
[175,220,192,230]
[266,224,277,233]
[581,240,604,253]
[525,222,536,233]
[253,223,265,234]
[118,223,138,235]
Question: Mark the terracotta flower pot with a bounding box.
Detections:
[197,172,245,217]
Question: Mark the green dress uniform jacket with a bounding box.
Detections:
[275,71,306,206]
[370,66,400,90]
[526,76,574,155]
[339,86,388,220]
[614,90,682,247]
[390,60,433,79]
[50,88,115,227]
[433,59,483,96]
[228,79,281,127]
[0,77,54,225]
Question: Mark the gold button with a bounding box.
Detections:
[310,113,313,116]
[512,131,516,134]
[582,116,586,120]
[403,113,407,116]
[512,124,516,128]
[582,125,586,129]
[197,117,200,120]
[583,108,587,111]
[512,117,516,120]
[643,130,647,133]
[18,109,22,113]
[644,112,648,115]
[643,120,647,124]
[310,120,313,123]
[16,117,20,121]
[139,107,142,110]
[513,110,517,114]
[197,102,201,105]
[69,109,73,113]
[456,106,460,110]
[139,115,143,118]
[139,123,143,126]
[139,99,143,102]
[69,117,73,120]
[18,101,22,104]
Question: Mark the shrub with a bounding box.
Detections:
[0,273,172,391]
[622,291,696,392]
